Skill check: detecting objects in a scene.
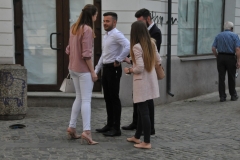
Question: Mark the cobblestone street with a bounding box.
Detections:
[1,88,240,160]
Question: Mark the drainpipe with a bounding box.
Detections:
[167,0,174,97]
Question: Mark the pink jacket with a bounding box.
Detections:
[66,25,93,73]
[132,43,161,103]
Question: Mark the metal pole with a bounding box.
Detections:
[167,0,174,97]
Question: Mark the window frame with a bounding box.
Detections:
[178,0,225,57]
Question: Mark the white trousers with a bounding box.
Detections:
[68,70,93,131]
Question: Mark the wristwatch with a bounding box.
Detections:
[115,60,120,64]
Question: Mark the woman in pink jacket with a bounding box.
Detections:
[124,21,161,149]
[65,4,98,145]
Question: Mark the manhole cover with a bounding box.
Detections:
[9,124,26,129]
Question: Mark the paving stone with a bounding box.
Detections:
[0,88,240,159]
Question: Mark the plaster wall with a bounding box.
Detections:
[0,0,14,64]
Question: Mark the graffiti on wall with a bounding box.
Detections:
[151,11,178,26]
[0,71,26,107]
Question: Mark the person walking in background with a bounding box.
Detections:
[212,21,240,102]
[95,12,130,137]
[125,21,161,149]
[122,8,162,135]
[65,4,98,145]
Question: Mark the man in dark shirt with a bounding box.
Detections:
[122,8,162,135]
[212,21,240,102]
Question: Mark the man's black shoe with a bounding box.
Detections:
[121,123,136,130]
[95,125,111,133]
[220,97,226,102]
[102,129,121,137]
[231,95,239,101]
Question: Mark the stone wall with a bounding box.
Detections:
[0,65,27,120]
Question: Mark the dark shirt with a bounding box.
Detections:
[149,23,162,52]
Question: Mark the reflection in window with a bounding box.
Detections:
[178,0,224,56]
[198,0,223,54]
[23,0,57,84]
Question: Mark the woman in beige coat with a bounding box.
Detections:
[124,21,161,149]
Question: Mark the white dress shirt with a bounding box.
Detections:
[147,22,154,31]
[95,28,130,74]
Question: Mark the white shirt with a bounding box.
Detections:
[147,22,154,31]
[95,28,130,74]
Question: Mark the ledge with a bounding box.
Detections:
[0,58,14,64]
[27,92,104,99]
[180,55,216,62]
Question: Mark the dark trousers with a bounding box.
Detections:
[102,64,122,130]
[132,99,154,131]
[217,54,237,98]
[134,101,151,143]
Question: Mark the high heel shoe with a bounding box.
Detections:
[67,127,81,139]
[81,132,98,145]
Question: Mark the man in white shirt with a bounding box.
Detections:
[95,12,130,137]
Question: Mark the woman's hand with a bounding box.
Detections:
[91,72,98,82]
[123,57,131,64]
[124,67,130,74]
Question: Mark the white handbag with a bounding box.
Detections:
[60,74,75,93]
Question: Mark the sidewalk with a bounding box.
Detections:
[0,88,240,160]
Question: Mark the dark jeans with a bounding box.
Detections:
[134,101,151,143]
[132,99,154,131]
[217,54,237,98]
[102,64,122,130]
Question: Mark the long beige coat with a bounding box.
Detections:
[132,43,161,103]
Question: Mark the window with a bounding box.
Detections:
[178,0,224,56]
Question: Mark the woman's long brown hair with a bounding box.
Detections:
[130,21,156,72]
[71,4,97,36]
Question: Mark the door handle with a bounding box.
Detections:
[50,32,61,50]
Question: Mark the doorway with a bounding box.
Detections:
[14,0,102,92]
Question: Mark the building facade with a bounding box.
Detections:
[0,0,239,106]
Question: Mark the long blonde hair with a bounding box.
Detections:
[71,4,97,37]
[130,21,156,72]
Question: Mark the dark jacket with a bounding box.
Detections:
[149,24,162,52]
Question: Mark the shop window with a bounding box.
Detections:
[178,0,224,56]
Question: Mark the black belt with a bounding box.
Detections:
[103,63,114,67]
[218,52,235,56]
